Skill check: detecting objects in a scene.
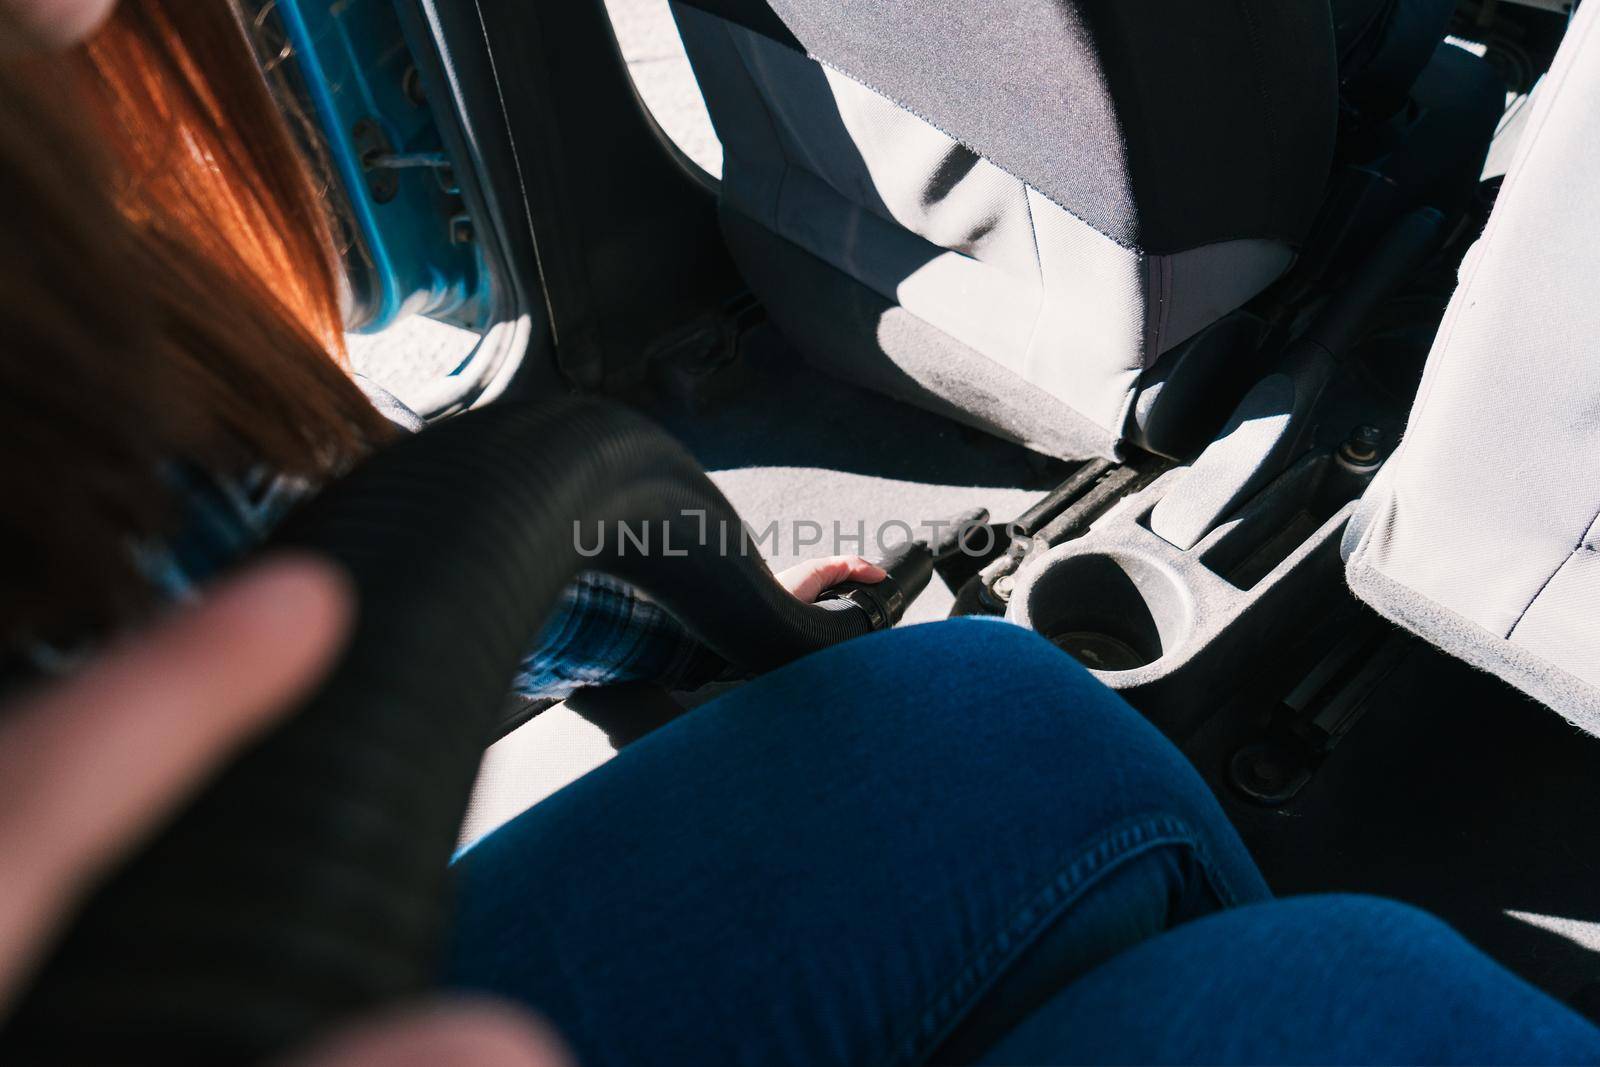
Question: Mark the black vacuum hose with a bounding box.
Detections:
[2,398,917,1064]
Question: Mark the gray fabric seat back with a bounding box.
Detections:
[1344,0,1600,730]
[669,0,1338,459]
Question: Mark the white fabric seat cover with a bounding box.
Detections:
[668,0,1334,458]
[1344,0,1600,730]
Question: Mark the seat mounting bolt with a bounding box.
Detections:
[1337,425,1384,471]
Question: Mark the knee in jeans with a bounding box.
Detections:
[824,617,1206,797]
[1288,894,1451,934]
[840,617,1134,723]
[860,617,1101,690]
[1253,894,1468,967]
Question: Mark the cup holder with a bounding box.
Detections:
[1012,551,1194,672]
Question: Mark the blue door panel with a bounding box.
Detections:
[275,0,490,333]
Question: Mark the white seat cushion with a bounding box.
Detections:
[1344,0,1600,730]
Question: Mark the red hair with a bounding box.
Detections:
[0,2,393,646]
[78,0,350,360]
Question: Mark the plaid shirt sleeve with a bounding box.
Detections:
[140,466,712,703]
[512,573,709,700]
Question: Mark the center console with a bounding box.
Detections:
[1005,448,1373,735]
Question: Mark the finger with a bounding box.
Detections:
[777,555,888,603]
[282,1001,571,1067]
[836,556,888,585]
[777,557,847,603]
[0,555,352,1004]
[2,0,118,50]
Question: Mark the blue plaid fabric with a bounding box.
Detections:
[145,465,705,702]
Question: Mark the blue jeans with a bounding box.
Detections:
[443,618,1599,1065]
[980,894,1600,1065]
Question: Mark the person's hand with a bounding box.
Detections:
[775,554,887,604]
[0,556,567,1067]
[0,556,350,1009]
[284,1002,568,1067]
[2,0,120,49]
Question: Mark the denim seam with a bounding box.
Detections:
[887,812,1243,1067]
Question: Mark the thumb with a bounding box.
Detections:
[283,1001,572,1067]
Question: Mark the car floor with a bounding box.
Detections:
[1187,609,1600,1018]
[637,322,1071,622]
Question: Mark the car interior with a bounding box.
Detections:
[243,0,1599,1031]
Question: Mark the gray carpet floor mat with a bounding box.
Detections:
[632,323,1071,621]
